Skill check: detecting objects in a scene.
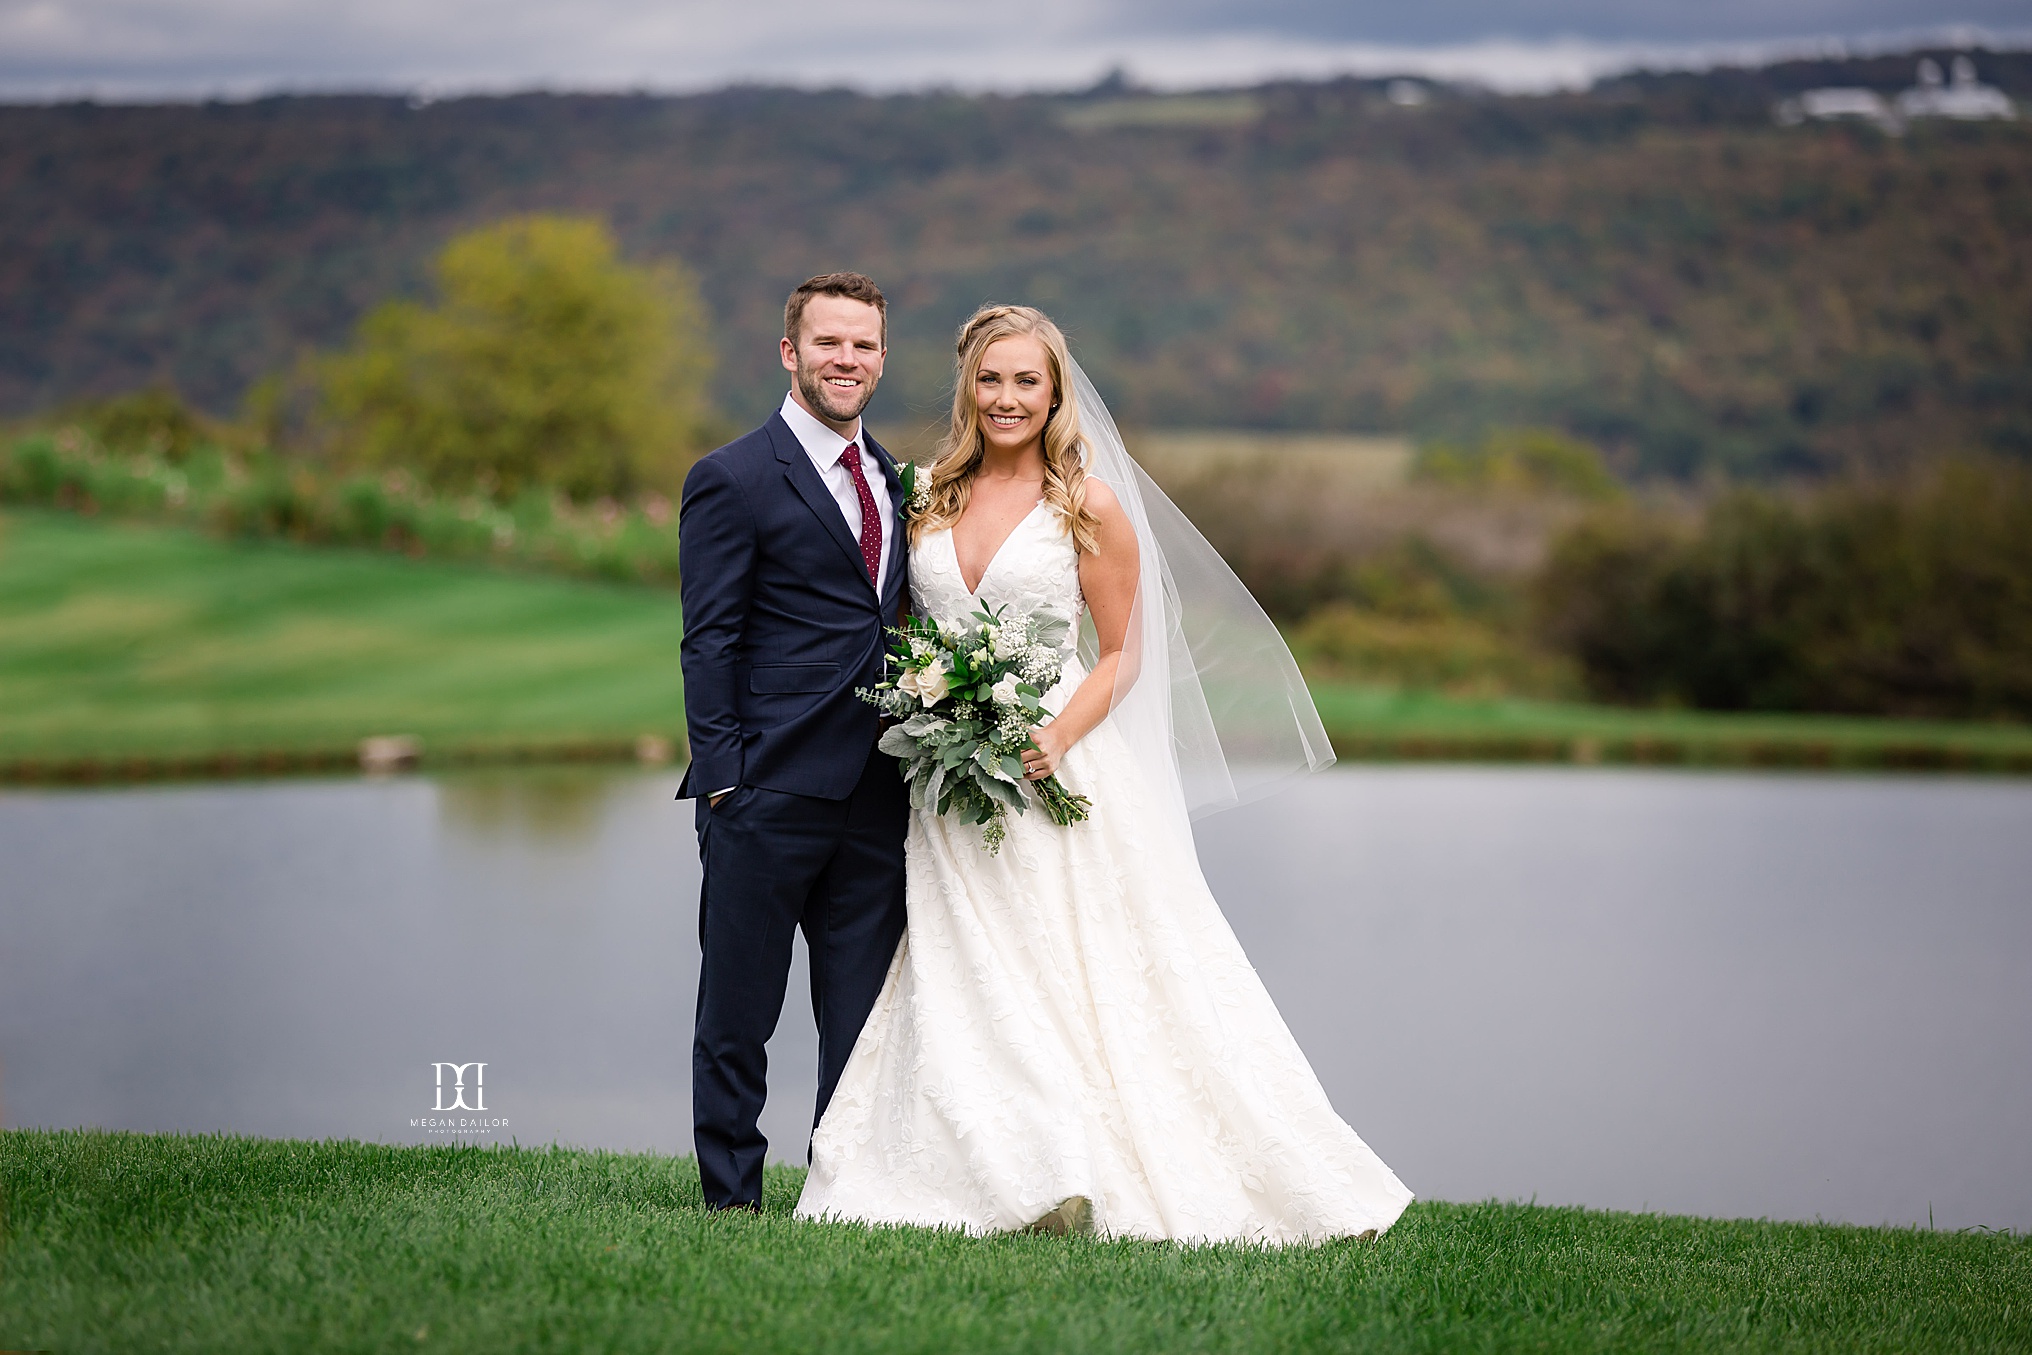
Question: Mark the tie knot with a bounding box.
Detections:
[838,444,860,466]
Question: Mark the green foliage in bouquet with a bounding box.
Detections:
[862,601,1092,853]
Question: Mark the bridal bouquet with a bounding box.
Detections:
[860,601,1092,853]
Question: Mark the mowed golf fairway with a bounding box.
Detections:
[0,510,688,762]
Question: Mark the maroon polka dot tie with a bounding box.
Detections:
[837,444,882,585]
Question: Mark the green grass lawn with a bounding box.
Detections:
[5,508,2029,777]
[1310,685,2032,768]
[0,509,686,768]
[2,1131,2024,1355]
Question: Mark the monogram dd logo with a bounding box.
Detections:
[432,1061,487,1112]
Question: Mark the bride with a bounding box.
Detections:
[795,304,1413,1244]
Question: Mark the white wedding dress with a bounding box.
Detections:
[795,503,1414,1243]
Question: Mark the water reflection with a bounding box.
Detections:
[2,765,2026,1232]
[436,768,618,844]
[1197,769,2032,1235]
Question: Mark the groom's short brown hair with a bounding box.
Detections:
[785,272,887,346]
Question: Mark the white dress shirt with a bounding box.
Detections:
[779,391,893,594]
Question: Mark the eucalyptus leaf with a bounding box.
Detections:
[980,772,1027,812]
[974,745,1020,786]
[1031,612,1070,649]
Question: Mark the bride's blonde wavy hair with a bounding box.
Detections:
[910,304,1102,555]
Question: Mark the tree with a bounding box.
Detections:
[322,215,715,501]
[1534,460,2032,717]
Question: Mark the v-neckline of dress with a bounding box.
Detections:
[951,499,1046,596]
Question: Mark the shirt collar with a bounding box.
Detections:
[779,391,862,468]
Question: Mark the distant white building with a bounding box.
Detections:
[1897,57,2017,121]
[1385,80,1429,108]
[1776,56,2017,132]
[1775,87,1900,131]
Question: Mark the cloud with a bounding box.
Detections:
[1,0,2026,101]
[1105,0,2032,47]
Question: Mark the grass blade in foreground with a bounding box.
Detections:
[2,1130,2025,1354]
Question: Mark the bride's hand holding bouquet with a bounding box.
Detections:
[859,601,1091,853]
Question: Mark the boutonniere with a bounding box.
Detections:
[898,461,930,520]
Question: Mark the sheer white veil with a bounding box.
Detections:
[1067,358,1335,825]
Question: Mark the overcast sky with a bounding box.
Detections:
[2,0,2027,101]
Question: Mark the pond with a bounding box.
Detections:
[3,765,2027,1232]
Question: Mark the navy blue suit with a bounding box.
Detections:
[677,410,910,1208]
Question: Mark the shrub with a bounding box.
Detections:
[1536,459,2032,717]
[1415,429,1622,500]
[1,428,203,515]
[1288,604,1579,698]
[1531,509,1688,704]
[69,386,214,462]
[1,430,686,590]
[3,435,65,502]
[214,465,323,540]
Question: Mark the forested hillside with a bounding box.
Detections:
[4,49,2029,478]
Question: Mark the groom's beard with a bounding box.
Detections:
[796,361,877,425]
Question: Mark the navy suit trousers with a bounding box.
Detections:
[691,743,909,1208]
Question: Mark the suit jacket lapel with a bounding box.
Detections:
[771,413,875,593]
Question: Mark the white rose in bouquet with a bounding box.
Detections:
[990,673,1022,707]
[897,657,950,707]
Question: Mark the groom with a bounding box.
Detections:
[676,271,911,1210]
